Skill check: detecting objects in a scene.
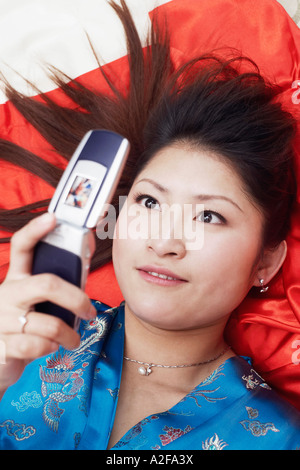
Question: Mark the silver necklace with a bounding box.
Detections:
[124,346,230,376]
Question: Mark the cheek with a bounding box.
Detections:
[112,236,129,300]
[201,230,261,294]
[112,209,142,292]
[114,201,152,241]
[112,215,129,277]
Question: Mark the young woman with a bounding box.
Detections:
[0,1,299,450]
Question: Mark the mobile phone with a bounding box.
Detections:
[32,129,130,328]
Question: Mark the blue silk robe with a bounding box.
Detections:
[1,301,300,450]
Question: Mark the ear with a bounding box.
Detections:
[253,240,287,288]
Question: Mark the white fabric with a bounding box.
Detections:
[0,0,298,104]
[0,0,170,103]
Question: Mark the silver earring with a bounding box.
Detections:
[259,279,269,293]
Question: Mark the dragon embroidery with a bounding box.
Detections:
[39,312,111,432]
[180,364,227,407]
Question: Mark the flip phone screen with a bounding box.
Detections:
[32,130,130,328]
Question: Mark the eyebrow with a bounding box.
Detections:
[135,177,244,213]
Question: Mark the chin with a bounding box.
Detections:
[125,296,190,331]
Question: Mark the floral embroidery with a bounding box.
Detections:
[202,433,228,450]
[11,391,43,412]
[74,432,81,449]
[242,369,272,390]
[246,406,259,419]
[240,420,279,437]
[259,383,272,390]
[240,406,279,437]
[114,416,159,448]
[242,374,260,390]
[77,385,89,416]
[107,388,119,401]
[0,419,36,441]
[159,425,193,446]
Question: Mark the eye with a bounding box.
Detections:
[197,210,226,224]
[136,194,161,211]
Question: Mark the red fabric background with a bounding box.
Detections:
[0,0,299,408]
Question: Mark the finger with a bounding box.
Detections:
[1,310,81,351]
[7,212,57,280]
[2,334,59,361]
[7,274,97,320]
[25,311,81,351]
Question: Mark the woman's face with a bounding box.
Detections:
[112,144,264,331]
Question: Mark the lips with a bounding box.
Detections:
[137,265,187,286]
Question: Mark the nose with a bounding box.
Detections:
[147,207,186,259]
[148,237,186,259]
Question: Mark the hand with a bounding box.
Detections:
[0,212,97,394]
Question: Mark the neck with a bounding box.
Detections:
[123,303,231,372]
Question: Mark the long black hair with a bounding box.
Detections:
[138,54,297,250]
[0,0,297,274]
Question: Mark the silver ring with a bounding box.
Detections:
[18,310,30,334]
